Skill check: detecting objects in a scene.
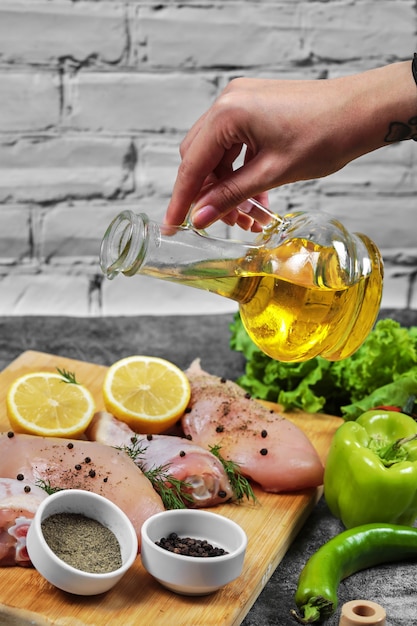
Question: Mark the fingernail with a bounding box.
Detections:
[237,200,253,214]
[192,205,219,228]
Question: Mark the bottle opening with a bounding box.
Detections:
[100,211,148,279]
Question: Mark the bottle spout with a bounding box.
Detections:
[100,210,149,280]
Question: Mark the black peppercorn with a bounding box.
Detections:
[24,485,31,493]
[261,430,268,438]
[260,448,268,456]
[67,442,74,449]
[84,457,91,464]
[179,450,186,457]
[7,431,14,438]
[75,464,82,471]
[156,532,228,557]
[16,474,24,481]
[89,469,96,478]
[146,434,153,441]
[216,425,224,433]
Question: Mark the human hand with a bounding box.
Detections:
[164,76,355,230]
[164,62,416,230]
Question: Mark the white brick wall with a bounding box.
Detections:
[0,0,416,316]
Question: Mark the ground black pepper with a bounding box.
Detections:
[156,532,228,557]
[41,513,122,573]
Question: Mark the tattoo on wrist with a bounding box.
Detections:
[385,117,417,143]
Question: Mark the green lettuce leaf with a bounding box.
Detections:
[229,313,417,419]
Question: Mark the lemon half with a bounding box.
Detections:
[7,372,96,438]
[102,355,191,434]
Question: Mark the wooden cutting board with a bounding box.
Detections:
[0,350,342,626]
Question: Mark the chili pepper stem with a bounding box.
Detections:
[290,597,333,624]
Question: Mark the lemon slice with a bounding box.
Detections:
[102,355,191,434]
[6,372,96,438]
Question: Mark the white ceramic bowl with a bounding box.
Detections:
[140,509,247,595]
[26,489,138,595]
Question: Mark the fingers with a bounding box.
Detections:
[189,154,278,229]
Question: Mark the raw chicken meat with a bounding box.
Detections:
[87,412,235,507]
[183,360,324,493]
[0,433,165,550]
[0,478,47,567]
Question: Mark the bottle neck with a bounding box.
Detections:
[100,210,257,284]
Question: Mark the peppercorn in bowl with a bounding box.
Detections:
[26,489,138,595]
[140,509,247,595]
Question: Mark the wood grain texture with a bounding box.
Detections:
[0,351,342,626]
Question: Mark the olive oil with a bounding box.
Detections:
[146,237,382,362]
[100,210,384,363]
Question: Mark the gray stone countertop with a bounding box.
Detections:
[0,308,415,626]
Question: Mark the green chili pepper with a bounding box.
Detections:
[323,410,417,528]
[291,523,417,624]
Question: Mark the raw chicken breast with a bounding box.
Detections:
[0,433,165,550]
[0,478,47,567]
[183,360,324,493]
[87,412,235,507]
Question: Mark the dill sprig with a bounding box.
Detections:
[56,368,79,384]
[144,464,194,510]
[35,478,63,495]
[209,444,257,504]
[116,437,194,510]
[117,436,148,463]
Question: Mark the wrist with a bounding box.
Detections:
[336,60,417,158]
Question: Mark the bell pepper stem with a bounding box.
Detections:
[378,433,417,466]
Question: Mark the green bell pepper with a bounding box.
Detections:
[324,410,417,529]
